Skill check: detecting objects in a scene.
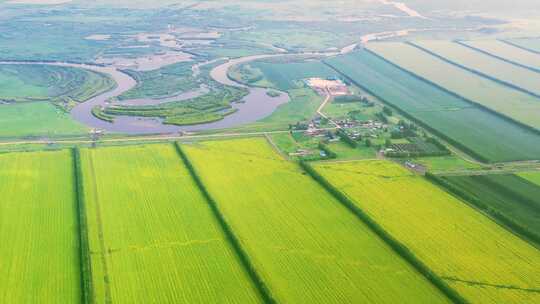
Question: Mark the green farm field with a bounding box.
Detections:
[245,88,323,130]
[0,150,81,303]
[413,156,484,172]
[366,42,540,130]
[438,174,540,241]
[182,138,449,303]
[461,40,540,71]
[0,102,87,138]
[268,132,300,156]
[314,160,540,304]
[518,171,540,186]
[247,60,339,91]
[327,141,377,160]
[412,41,540,97]
[325,50,540,162]
[79,144,261,303]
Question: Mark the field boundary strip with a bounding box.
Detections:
[425,173,540,248]
[499,39,540,55]
[299,161,468,304]
[84,149,113,304]
[72,148,94,304]
[431,165,540,177]
[407,41,540,100]
[441,277,540,293]
[173,142,276,304]
[263,133,290,160]
[323,58,490,163]
[362,47,540,136]
[455,41,540,74]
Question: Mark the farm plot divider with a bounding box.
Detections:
[456,41,540,74]
[173,142,276,304]
[407,42,540,100]
[500,39,540,55]
[299,161,467,304]
[363,47,540,136]
[72,148,94,304]
[324,58,489,163]
[425,173,540,247]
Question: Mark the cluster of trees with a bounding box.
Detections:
[174,143,276,303]
[391,120,418,139]
[337,129,358,148]
[72,148,93,303]
[289,122,309,130]
[318,142,337,159]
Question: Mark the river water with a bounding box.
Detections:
[1,33,409,134]
[0,58,290,134]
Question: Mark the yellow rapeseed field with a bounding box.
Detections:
[79,144,261,303]
[315,160,540,304]
[182,138,450,304]
[0,150,81,303]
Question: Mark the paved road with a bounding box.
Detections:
[315,88,341,129]
[0,128,338,147]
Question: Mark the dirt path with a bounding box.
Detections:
[264,133,290,160]
[316,89,340,129]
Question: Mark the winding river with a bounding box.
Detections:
[0,26,417,134]
[0,58,290,134]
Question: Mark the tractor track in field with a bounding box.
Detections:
[87,153,113,304]
[442,277,540,294]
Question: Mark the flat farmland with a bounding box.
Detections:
[505,38,540,53]
[79,144,261,303]
[249,60,338,91]
[461,40,540,71]
[0,150,81,303]
[412,41,540,97]
[325,50,540,162]
[439,174,540,240]
[0,102,87,138]
[367,42,540,130]
[182,138,449,303]
[518,171,540,186]
[314,160,540,304]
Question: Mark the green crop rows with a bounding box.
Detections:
[367,42,540,131]
[314,160,540,304]
[412,41,540,97]
[247,60,338,91]
[3,138,540,303]
[181,138,449,303]
[0,150,81,303]
[325,50,540,162]
[436,174,540,244]
[78,144,261,303]
[461,40,540,71]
